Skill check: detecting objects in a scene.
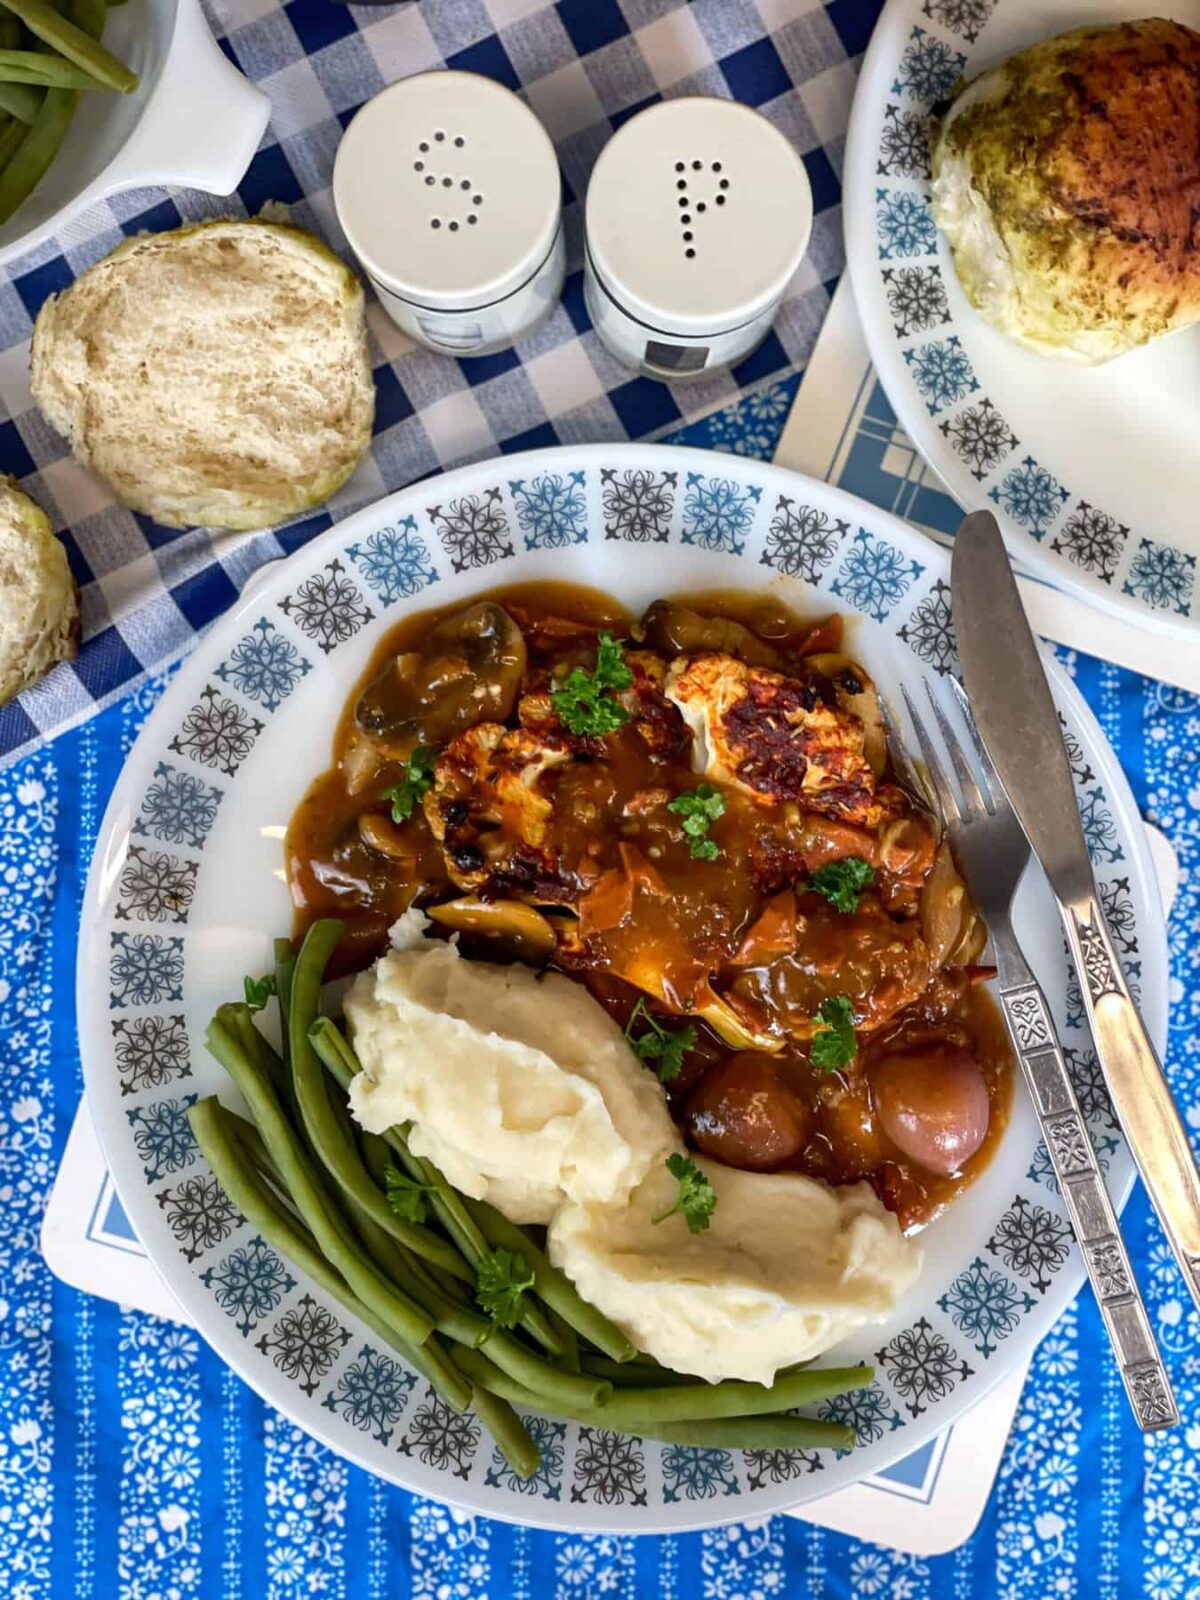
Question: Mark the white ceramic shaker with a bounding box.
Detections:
[584,97,813,380]
[334,70,565,357]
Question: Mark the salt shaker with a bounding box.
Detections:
[334,71,564,357]
[584,97,813,380]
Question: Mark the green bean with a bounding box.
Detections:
[218,1002,291,1107]
[288,934,473,1282]
[549,1311,580,1375]
[601,1366,871,1425]
[0,78,41,120]
[0,83,68,220]
[467,1384,540,1479]
[0,48,102,86]
[464,1194,636,1364]
[189,1097,470,1411]
[0,0,137,92]
[451,1350,856,1449]
[0,109,23,166]
[473,1331,611,1411]
[581,1356,696,1388]
[205,1012,435,1348]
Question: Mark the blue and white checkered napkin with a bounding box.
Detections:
[0,0,870,768]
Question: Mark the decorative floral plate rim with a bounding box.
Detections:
[77,443,1166,1533]
[843,0,1200,639]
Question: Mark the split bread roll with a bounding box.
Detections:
[931,18,1200,364]
[0,478,78,706]
[31,219,375,530]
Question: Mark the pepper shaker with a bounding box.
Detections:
[334,71,565,358]
[584,97,813,380]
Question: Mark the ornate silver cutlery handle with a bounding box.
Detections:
[993,927,1177,1431]
[1065,896,1200,1322]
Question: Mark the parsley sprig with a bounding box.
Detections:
[381,745,438,823]
[625,998,696,1084]
[243,973,276,1013]
[384,1164,440,1226]
[810,995,857,1071]
[651,1153,717,1234]
[550,634,633,736]
[668,783,726,861]
[475,1247,537,1328]
[806,857,875,913]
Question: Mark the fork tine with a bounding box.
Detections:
[946,675,1006,809]
[880,697,928,802]
[901,686,961,827]
[923,681,989,817]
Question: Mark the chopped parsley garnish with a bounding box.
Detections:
[625,998,697,1084]
[383,1164,439,1226]
[381,745,438,823]
[810,995,858,1072]
[243,973,276,1013]
[651,1153,717,1234]
[550,633,633,736]
[807,857,875,913]
[475,1247,537,1328]
[668,783,726,860]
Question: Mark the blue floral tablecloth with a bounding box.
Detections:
[2,377,1199,1598]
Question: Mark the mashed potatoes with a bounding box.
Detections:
[345,915,675,1224]
[346,914,921,1383]
[549,1158,921,1385]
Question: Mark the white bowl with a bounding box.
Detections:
[0,0,270,268]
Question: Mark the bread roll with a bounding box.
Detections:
[931,19,1200,363]
[31,219,375,529]
[0,478,78,705]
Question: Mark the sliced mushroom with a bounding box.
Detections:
[641,600,784,669]
[804,652,888,778]
[425,896,558,964]
[355,602,527,754]
[358,813,416,864]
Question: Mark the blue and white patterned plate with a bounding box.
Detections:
[844,0,1200,638]
[77,444,1166,1533]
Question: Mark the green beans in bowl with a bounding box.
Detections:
[0,0,266,268]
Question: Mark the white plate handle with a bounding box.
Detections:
[100,0,270,197]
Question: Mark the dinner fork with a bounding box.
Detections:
[900,679,1178,1433]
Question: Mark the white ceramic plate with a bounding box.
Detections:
[78,444,1165,1533]
[844,0,1200,638]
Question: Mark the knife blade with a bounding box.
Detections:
[951,509,1200,1324]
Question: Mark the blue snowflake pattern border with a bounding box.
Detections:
[509,471,588,551]
[1122,537,1195,617]
[110,931,184,1008]
[938,1255,1036,1357]
[661,1444,741,1502]
[132,762,223,850]
[348,518,439,606]
[279,559,375,654]
[876,189,938,260]
[680,473,761,557]
[831,527,925,623]
[876,1317,974,1418]
[126,1094,198,1183]
[989,456,1069,541]
[428,490,514,573]
[904,337,977,415]
[200,1235,296,1337]
[760,497,849,583]
[922,0,997,46]
[214,618,313,713]
[321,1345,417,1443]
[893,26,966,103]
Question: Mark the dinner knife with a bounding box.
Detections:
[951,510,1200,1324]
